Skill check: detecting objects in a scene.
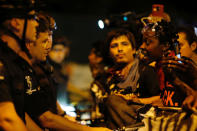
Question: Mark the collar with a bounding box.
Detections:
[0,40,32,71]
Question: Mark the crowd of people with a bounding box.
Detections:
[0,0,197,131]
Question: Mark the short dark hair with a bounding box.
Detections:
[177,25,197,53]
[90,40,104,57]
[52,35,71,48]
[177,25,197,45]
[36,12,56,34]
[103,28,136,66]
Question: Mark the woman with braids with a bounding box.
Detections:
[138,20,197,131]
[140,20,184,107]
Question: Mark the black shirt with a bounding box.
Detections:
[0,42,28,122]
[0,41,57,125]
[138,63,161,98]
[108,61,160,98]
[23,62,57,127]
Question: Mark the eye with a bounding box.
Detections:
[110,43,118,48]
[146,41,150,46]
[142,39,149,46]
[54,49,61,52]
[142,39,149,45]
[122,42,129,46]
[142,39,146,43]
[146,39,153,46]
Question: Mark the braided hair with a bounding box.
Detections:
[142,20,178,51]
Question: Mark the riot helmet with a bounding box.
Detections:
[0,0,40,58]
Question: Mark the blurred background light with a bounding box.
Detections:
[98,20,104,29]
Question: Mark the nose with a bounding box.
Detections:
[140,42,146,49]
[118,44,123,52]
[44,41,52,52]
[34,20,39,27]
[46,37,52,50]
[48,40,52,49]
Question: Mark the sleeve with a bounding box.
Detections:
[139,65,160,97]
[0,61,12,102]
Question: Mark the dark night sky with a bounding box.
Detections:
[43,0,197,63]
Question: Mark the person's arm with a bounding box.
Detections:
[138,96,163,106]
[173,77,197,111]
[56,101,65,115]
[25,113,43,131]
[0,63,27,131]
[38,111,111,131]
[116,94,163,106]
[183,92,197,111]
[0,102,27,131]
[56,101,76,122]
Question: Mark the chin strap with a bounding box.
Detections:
[0,18,32,59]
[21,16,32,59]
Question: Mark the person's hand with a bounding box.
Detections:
[161,56,197,88]
[161,56,197,76]
[183,91,197,112]
[151,98,164,107]
[115,93,137,101]
[171,77,197,112]
[64,115,76,122]
[160,57,187,75]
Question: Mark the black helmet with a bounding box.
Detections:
[0,0,39,23]
[0,0,43,58]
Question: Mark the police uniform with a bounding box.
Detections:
[0,41,28,122]
[24,62,57,128]
[0,41,57,126]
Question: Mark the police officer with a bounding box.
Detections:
[24,11,58,129]
[24,11,112,131]
[0,0,38,130]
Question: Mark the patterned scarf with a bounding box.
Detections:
[117,58,140,92]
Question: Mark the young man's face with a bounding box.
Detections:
[27,31,52,62]
[49,44,68,64]
[140,31,163,61]
[109,35,135,64]
[178,32,193,58]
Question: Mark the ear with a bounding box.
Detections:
[191,42,197,52]
[10,18,21,30]
[26,43,33,51]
